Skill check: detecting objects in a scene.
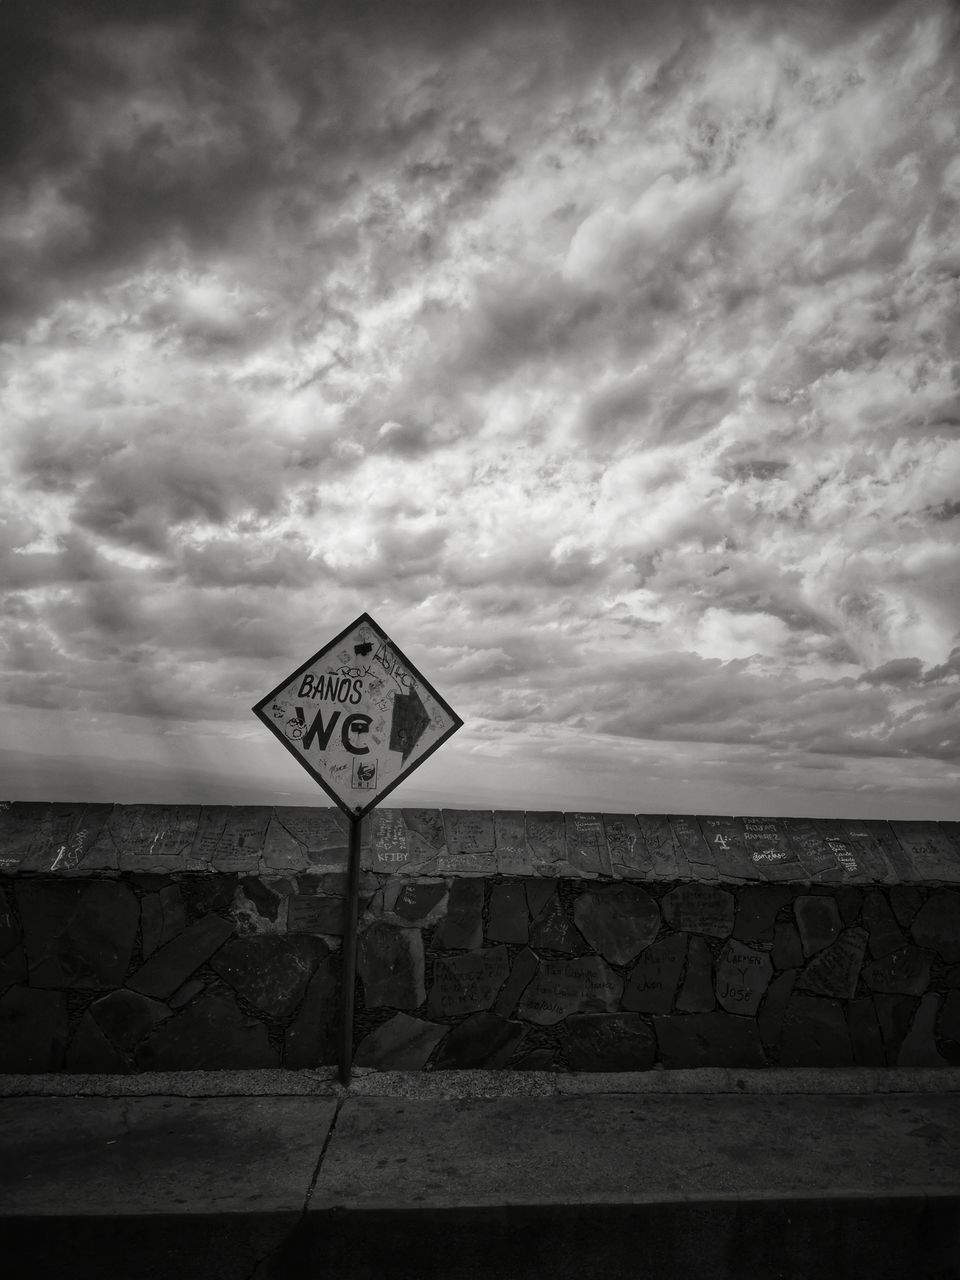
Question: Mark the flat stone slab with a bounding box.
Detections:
[0,1095,336,1214]
[662,884,735,937]
[714,939,773,1016]
[427,947,511,1018]
[517,957,622,1025]
[311,1092,960,1209]
[354,1013,448,1070]
[911,889,960,962]
[572,884,660,964]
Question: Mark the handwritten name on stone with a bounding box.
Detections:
[495,811,535,876]
[715,939,773,1016]
[564,813,612,876]
[370,810,410,869]
[662,884,735,937]
[427,946,511,1018]
[442,810,495,854]
[518,957,623,1025]
[621,933,687,1014]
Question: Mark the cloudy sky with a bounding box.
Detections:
[1,0,958,820]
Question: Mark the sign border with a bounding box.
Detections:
[251,612,463,819]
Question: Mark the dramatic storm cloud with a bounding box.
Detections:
[1,0,958,817]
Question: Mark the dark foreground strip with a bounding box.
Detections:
[5,1196,958,1280]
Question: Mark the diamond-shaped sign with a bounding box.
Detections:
[252,613,462,818]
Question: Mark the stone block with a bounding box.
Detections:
[0,985,68,1071]
[404,809,446,850]
[662,884,735,937]
[572,884,660,965]
[287,897,346,935]
[653,1012,766,1068]
[0,943,27,989]
[784,819,842,881]
[13,803,87,872]
[835,887,863,925]
[358,922,425,1009]
[862,946,932,996]
[837,820,898,883]
[739,816,804,881]
[286,954,339,1068]
[0,885,19,956]
[525,812,565,871]
[112,805,204,871]
[897,993,949,1067]
[846,997,886,1067]
[265,807,356,872]
[910,889,960,962]
[518,956,622,1025]
[939,990,960,1042]
[486,883,529,944]
[733,886,794,943]
[795,927,868,1001]
[426,946,511,1018]
[170,978,206,1010]
[433,1012,526,1069]
[771,922,803,970]
[141,885,186,957]
[391,880,448,925]
[891,822,960,883]
[91,990,171,1051]
[677,936,715,1012]
[494,811,535,876]
[238,877,281,922]
[192,806,270,873]
[621,934,687,1014]
[779,995,853,1067]
[368,810,414,873]
[862,890,906,959]
[211,935,323,1017]
[494,947,539,1017]
[513,1049,557,1070]
[564,813,612,877]
[66,1010,128,1073]
[560,1013,657,1071]
[529,884,582,953]
[811,820,864,882]
[758,971,796,1048]
[441,810,494,858]
[669,815,718,882]
[45,804,117,873]
[17,879,139,989]
[127,912,236,1000]
[873,994,919,1065]
[0,802,79,872]
[859,821,918,882]
[889,885,925,928]
[794,894,841,958]
[354,1012,447,1070]
[135,983,278,1070]
[603,814,654,879]
[636,815,685,879]
[525,879,555,919]
[182,877,238,918]
[435,849,497,875]
[697,816,759,881]
[715,939,773,1016]
[432,879,484,950]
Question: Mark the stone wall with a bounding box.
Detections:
[1,802,959,1073]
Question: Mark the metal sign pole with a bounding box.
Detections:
[338,814,362,1085]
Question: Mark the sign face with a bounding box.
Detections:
[252,613,462,819]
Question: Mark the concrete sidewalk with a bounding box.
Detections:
[2,1069,960,1279]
